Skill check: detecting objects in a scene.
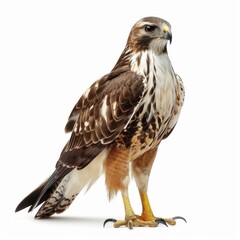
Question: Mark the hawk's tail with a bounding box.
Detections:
[15,171,78,219]
[15,167,72,218]
[34,171,79,219]
[15,167,103,218]
[15,177,53,214]
[15,150,107,218]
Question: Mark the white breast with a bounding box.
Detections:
[130,50,177,123]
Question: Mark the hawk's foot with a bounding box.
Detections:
[155,216,186,226]
[103,215,167,229]
[137,214,187,226]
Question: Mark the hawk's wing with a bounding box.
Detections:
[24,69,146,212]
[64,66,131,133]
[59,68,146,169]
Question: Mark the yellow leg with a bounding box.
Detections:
[139,191,176,225]
[113,193,137,229]
[122,193,136,220]
[139,191,155,221]
[112,192,158,228]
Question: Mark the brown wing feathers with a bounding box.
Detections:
[59,71,145,169]
[64,66,131,133]
[16,70,145,213]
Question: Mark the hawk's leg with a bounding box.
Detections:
[103,146,185,228]
[138,190,176,225]
[104,145,159,228]
[132,148,186,226]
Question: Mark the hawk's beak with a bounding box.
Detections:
[162,24,172,44]
[166,32,172,44]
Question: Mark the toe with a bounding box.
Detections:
[163,218,176,225]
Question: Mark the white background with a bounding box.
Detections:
[0,0,238,239]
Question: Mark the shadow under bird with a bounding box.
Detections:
[16,16,186,229]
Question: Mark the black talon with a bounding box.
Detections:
[172,216,187,223]
[103,218,117,227]
[155,218,168,227]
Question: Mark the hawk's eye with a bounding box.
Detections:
[144,25,156,33]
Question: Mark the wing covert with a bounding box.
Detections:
[58,70,146,170]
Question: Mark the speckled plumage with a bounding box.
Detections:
[16,17,185,223]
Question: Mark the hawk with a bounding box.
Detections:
[16,17,186,229]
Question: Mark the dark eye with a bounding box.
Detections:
[144,25,156,33]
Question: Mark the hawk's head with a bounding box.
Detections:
[128,17,172,53]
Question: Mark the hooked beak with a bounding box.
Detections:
[151,23,173,44]
[166,31,172,44]
[162,23,172,44]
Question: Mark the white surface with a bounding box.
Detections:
[0,0,238,239]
